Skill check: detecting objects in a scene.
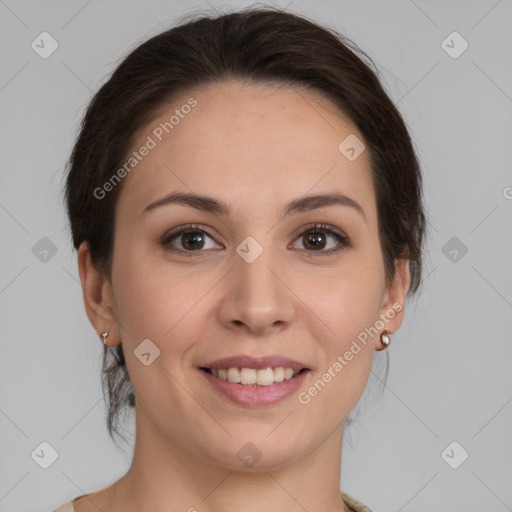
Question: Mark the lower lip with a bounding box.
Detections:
[200,369,309,406]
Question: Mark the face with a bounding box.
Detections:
[82,80,409,470]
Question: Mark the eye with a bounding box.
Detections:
[161,224,222,255]
[289,223,351,257]
[161,222,351,258]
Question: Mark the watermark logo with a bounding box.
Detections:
[237,442,262,468]
[338,134,366,161]
[236,236,263,263]
[31,32,59,59]
[441,31,469,59]
[32,236,58,263]
[442,236,468,263]
[134,338,161,366]
[31,441,59,469]
[441,441,469,469]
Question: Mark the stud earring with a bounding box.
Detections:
[100,331,108,345]
[380,329,392,348]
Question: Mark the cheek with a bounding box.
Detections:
[318,286,380,375]
[302,255,384,384]
[306,254,385,334]
[111,253,202,408]
[298,281,380,419]
[111,248,183,340]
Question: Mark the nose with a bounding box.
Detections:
[217,245,295,337]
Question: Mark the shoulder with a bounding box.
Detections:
[52,501,75,512]
[341,491,375,512]
[53,493,89,512]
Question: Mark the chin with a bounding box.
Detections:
[200,431,307,472]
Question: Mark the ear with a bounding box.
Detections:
[375,254,411,350]
[77,241,120,346]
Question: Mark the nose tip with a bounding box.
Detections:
[219,255,295,335]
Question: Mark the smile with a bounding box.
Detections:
[201,366,308,386]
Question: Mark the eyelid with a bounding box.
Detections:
[291,222,348,242]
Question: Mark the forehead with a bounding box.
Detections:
[116,80,375,222]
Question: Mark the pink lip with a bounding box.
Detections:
[201,355,309,371]
[199,367,309,406]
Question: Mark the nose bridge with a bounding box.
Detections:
[220,239,294,332]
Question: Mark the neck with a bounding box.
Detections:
[108,407,351,512]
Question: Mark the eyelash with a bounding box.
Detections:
[160,223,351,258]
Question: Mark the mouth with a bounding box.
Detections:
[198,355,311,405]
[200,366,310,386]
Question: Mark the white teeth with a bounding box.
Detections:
[240,368,257,385]
[227,367,241,383]
[273,367,285,382]
[256,368,274,386]
[210,366,302,386]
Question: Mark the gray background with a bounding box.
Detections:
[1,0,511,511]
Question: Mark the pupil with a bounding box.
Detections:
[183,232,204,250]
[305,233,325,250]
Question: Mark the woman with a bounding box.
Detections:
[55,5,425,511]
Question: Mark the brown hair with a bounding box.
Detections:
[64,5,426,444]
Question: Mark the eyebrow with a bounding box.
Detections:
[140,191,367,223]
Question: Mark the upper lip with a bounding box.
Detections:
[200,355,309,371]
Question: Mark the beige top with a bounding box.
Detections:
[53,491,374,512]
